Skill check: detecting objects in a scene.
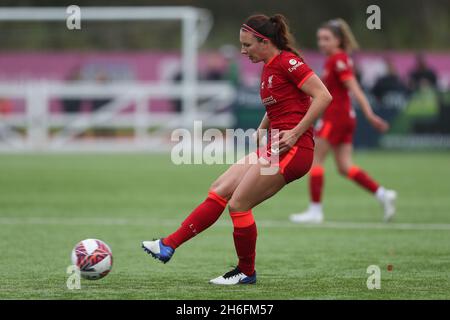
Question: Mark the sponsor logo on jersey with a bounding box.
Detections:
[262,95,277,106]
[288,60,304,72]
[289,59,297,65]
[336,59,347,71]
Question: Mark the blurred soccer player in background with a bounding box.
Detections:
[290,19,397,224]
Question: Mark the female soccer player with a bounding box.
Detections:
[290,19,397,224]
[142,14,332,285]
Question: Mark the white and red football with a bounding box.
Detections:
[71,239,113,280]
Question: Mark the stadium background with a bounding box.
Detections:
[0,0,449,299]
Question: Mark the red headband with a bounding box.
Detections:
[241,24,269,41]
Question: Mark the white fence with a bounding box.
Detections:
[0,6,237,152]
[0,81,236,152]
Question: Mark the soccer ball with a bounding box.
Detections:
[71,239,113,280]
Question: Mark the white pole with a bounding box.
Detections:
[26,83,48,150]
[182,11,199,129]
[134,97,149,146]
[0,6,203,21]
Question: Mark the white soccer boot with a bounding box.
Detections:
[209,267,257,285]
[289,203,324,224]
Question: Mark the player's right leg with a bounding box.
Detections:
[333,143,397,222]
[290,137,330,223]
[142,153,258,263]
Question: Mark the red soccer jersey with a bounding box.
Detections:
[321,51,355,121]
[260,50,315,149]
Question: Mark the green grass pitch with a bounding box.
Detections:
[0,151,449,299]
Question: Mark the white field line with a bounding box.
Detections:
[0,217,450,231]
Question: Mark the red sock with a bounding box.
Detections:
[347,166,379,193]
[309,165,324,203]
[163,191,227,249]
[230,210,257,276]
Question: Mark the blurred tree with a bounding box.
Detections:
[0,0,448,50]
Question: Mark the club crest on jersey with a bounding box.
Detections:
[268,75,274,88]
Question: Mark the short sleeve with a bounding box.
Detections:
[334,55,354,83]
[280,55,314,89]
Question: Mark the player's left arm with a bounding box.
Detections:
[344,77,389,132]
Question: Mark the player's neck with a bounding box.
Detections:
[327,48,344,56]
[264,48,282,64]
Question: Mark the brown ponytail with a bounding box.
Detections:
[322,18,359,53]
[242,14,301,57]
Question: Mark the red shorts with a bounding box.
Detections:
[315,117,356,146]
[256,143,314,184]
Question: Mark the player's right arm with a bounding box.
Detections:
[335,54,389,133]
[257,112,269,131]
[344,77,389,133]
[254,112,270,146]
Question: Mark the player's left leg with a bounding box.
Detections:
[209,161,286,285]
[333,143,397,221]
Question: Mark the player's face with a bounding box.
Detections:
[240,30,267,63]
[317,28,340,55]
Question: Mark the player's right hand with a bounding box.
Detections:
[368,114,389,133]
[253,129,267,146]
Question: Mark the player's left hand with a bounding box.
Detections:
[271,130,300,155]
[368,114,389,133]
